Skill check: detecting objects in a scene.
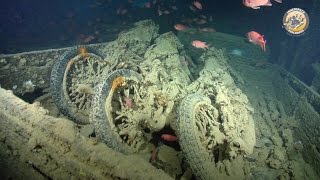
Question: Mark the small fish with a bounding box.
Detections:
[208,16,213,22]
[189,5,196,12]
[161,134,178,142]
[144,2,151,8]
[157,8,162,16]
[192,40,209,49]
[198,27,216,32]
[163,10,170,15]
[192,17,199,22]
[83,35,95,43]
[120,9,128,15]
[174,24,188,31]
[171,6,178,10]
[117,8,128,15]
[195,19,207,25]
[246,31,267,51]
[200,15,207,19]
[255,60,268,67]
[193,1,202,10]
[242,0,282,9]
[230,49,243,56]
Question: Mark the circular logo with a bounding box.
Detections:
[283,8,309,35]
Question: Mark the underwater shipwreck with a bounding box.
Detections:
[0,20,320,180]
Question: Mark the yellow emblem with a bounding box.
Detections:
[283,8,309,35]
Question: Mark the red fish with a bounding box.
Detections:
[192,40,209,49]
[242,0,282,9]
[161,134,178,142]
[246,31,267,51]
[174,24,188,31]
[193,1,202,10]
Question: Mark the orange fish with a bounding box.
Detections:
[161,134,178,142]
[192,40,209,49]
[193,1,202,10]
[246,31,266,51]
[174,24,188,31]
[242,0,282,9]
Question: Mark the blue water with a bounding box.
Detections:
[0,1,319,179]
[0,0,316,61]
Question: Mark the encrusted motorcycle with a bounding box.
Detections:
[50,20,256,180]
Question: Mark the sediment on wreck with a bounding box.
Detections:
[0,88,172,180]
[1,17,320,179]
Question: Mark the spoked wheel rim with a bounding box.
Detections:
[177,93,224,180]
[62,52,108,123]
[105,74,152,152]
[193,100,221,159]
[91,69,154,154]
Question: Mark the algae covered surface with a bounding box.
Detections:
[0,20,319,180]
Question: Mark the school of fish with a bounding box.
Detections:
[76,0,283,51]
[170,0,281,51]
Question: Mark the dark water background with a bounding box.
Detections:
[0,0,316,65]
